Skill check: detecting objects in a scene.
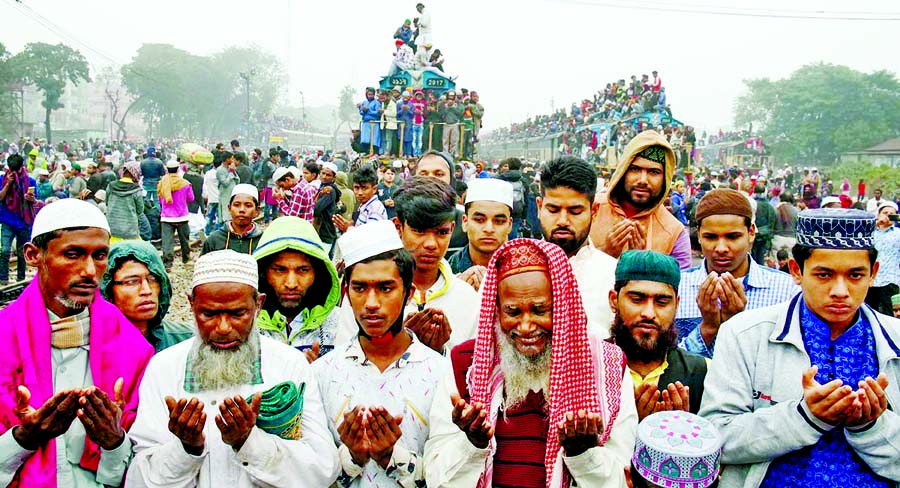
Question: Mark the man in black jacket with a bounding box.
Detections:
[496,157,531,238]
[609,249,707,421]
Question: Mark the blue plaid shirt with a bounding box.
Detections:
[676,257,800,357]
[873,226,900,288]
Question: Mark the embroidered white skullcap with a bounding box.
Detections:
[30,198,111,240]
[288,166,302,179]
[191,249,258,290]
[231,183,258,200]
[320,162,338,174]
[464,178,514,209]
[272,167,292,183]
[165,159,180,169]
[338,220,403,267]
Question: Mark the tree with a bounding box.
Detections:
[99,67,138,141]
[734,64,900,165]
[122,43,286,139]
[333,85,359,145]
[11,43,90,143]
[0,43,22,138]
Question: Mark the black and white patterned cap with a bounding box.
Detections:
[795,208,876,249]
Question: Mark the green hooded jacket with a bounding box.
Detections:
[100,240,194,353]
[252,216,341,343]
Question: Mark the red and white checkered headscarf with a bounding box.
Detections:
[467,238,622,488]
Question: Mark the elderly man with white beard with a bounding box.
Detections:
[125,250,339,487]
[424,239,637,488]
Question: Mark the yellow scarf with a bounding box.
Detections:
[157,174,190,204]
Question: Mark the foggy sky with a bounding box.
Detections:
[3,0,899,134]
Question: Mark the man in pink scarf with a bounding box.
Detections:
[0,198,153,487]
[424,239,637,488]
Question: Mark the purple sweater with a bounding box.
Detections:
[159,185,194,222]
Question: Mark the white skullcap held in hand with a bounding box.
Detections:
[338,220,403,267]
[231,183,258,200]
[30,198,111,241]
[272,167,292,183]
[464,178,515,209]
[191,250,259,290]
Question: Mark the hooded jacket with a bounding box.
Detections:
[201,222,264,256]
[590,130,685,261]
[100,240,193,353]
[253,216,341,349]
[106,178,145,239]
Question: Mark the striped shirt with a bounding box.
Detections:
[278,179,317,222]
[675,257,800,357]
[353,196,388,226]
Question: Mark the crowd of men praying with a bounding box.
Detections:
[0,128,898,488]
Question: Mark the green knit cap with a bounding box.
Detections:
[892,294,900,307]
[615,250,681,291]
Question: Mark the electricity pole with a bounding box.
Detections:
[239,69,255,138]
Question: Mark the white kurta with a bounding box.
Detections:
[125,336,339,488]
[335,261,479,351]
[314,333,450,487]
[570,239,618,339]
[423,334,637,488]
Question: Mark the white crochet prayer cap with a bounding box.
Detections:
[338,220,403,267]
[321,162,338,174]
[464,178,515,209]
[231,183,258,200]
[272,167,292,183]
[30,198,110,240]
[191,249,258,290]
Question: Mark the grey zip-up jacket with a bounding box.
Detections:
[699,293,900,487]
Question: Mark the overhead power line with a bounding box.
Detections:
[543,0,900,21]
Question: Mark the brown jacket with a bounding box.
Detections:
[590,130,684,257]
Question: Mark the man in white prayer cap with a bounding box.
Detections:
[314,221,448,487]
[201,183,263,256]
[447,178,514,291]
[126,250,339,487]
[0,198,155,487]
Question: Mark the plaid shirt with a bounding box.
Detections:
[279,179,316,222]
[675,257,800,357]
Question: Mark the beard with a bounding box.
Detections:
[543,225,589,256]
[189,326,260,392]
[497,329,552,411]
[610,315,678,364]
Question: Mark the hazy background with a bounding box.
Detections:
[3,0,899,133]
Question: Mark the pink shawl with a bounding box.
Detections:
[0,278,154,487]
